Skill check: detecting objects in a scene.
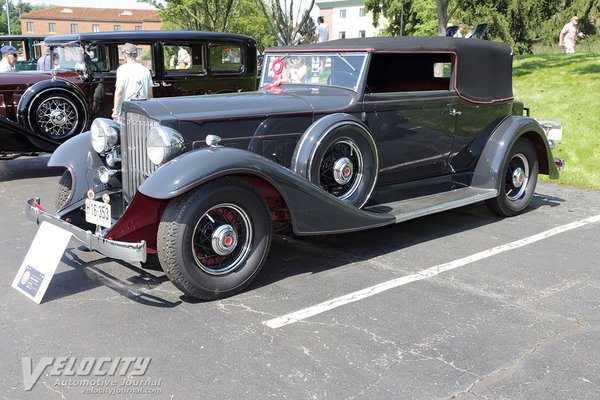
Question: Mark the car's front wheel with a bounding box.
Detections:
[28,91,87,141]
[486,138,539,217]
[157,177,272,300]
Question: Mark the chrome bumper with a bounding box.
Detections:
[25,198,147,263]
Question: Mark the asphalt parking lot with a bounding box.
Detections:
[1,155,599,400]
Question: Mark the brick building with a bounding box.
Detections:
[20,7,161,36]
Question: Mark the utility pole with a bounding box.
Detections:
[400,0,404,36]
[6,0,12,42]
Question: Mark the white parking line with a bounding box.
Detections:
[263,214,600,329]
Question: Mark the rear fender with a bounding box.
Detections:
[472,116,559,191]
[139,147,394,235]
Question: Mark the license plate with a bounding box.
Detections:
[85,199,111,228]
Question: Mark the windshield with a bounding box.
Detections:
[50,44,86,71]
[259,52,368,92]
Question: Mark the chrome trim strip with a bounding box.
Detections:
[25,198,147,263]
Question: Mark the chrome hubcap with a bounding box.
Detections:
[333,157,354,185]
[50,110,67,126]
[512,167,525,188]
[506,154,529,201]
[211,224,238,256]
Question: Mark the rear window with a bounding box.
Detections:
[209,44,243,73]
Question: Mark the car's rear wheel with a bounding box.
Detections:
[28,91,87,141]
[157,177,272,300]
[486,138,538,217]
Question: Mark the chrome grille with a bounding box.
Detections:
[121,112,159,204]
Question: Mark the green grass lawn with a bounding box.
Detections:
[512,52,600,190]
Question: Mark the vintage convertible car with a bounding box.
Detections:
[0,30,257,158]
[26,37,563,300]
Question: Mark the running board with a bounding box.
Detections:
[364,187,498,223]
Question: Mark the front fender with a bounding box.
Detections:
[48,131,107,206]
[472,116,559,191]
[140,147,394,235]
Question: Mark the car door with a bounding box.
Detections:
[362,53,457,185]
[158,42,210,96]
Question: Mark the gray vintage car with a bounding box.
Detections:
[26,36,562,300]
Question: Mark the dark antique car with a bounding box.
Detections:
[26,37,562,300]
[0,35,46,70]
[0,30,257,158]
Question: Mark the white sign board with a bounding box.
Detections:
[12,221,72,304]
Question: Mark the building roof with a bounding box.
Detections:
[21,7,159,23]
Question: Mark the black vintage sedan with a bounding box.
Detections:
[26,36,562,300]
[0,30,257,158]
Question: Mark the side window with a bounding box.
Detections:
[163,44,204,73]
[366,53,453,93]
[117,43,153,73]
[87,45,110,72]
[209,44,243,73]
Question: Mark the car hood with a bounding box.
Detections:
[144,86,358,122]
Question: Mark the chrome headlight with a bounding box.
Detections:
[147,126,185,165]
[90,118,119,153]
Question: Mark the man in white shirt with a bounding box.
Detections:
[112,43,153,121]
[316,16,329,43]
[559,16,584,53]
[0,45,22,72]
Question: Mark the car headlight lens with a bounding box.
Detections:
[147,126,185,165]
[90,118,119,153]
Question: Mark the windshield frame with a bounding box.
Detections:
[259,51,369,92]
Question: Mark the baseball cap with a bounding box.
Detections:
[122,43,137,56]
[1,45,22,55]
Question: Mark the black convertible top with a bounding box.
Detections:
[269,36,513,103]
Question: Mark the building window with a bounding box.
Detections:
[114,25,121,31]
[339,31,346,39]
[359,7,366,17]
[340,9,346,18]
[49,22,56,32]
[26,22,34,32]
[92,24,100,32]
[70,24,78,33]
[135,25,142,31]
[359,30,366,38]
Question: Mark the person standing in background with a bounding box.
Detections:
[0,46,21,72]
[112,43,153,121]
[316,16,329,43]
[559,16,585,53]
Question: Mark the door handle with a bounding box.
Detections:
[161,82,172,87]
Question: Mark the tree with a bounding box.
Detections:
[0,0,35,35]
[228,0,276,52]
[141,0,240,32]
[299,9,316,43]
[255,0,315,45]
